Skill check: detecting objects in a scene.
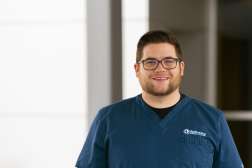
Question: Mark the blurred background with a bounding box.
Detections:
[0,0,252,167]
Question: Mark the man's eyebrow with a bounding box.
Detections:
[144,57,157,60]
[145,56,175,59]
[162,56,177,59]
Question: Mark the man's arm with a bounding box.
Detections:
[76,111,108,168]
[212,113,243,168]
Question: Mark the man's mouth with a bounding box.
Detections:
[151,77,169,80]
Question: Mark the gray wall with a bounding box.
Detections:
[87,0,122,125]
[149,0,211,101]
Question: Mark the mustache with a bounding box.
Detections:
[150,73,171,77]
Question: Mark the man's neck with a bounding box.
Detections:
[141,89,181,109]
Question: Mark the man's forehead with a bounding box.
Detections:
[143,42,175,49]
[143,42,175,52]
[142,44,177,60]
[142,55,178,60]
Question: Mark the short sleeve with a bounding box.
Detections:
[75,111,108,168]
[212,113,244,168]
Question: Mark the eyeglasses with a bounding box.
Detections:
[138,57,182,71]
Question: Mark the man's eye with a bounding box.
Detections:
[146,60,157,64]
[164,59,175,64]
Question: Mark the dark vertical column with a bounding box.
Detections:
[111,0,122,102]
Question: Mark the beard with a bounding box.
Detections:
[139,74,183,96]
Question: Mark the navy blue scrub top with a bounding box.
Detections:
[76,94,243,168]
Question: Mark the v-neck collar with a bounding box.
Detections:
[136,94,191,128]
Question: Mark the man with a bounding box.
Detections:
[76,30,243,168]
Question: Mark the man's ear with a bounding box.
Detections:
[180,61,185,76]
[134,63,140,77]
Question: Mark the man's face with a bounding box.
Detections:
[134,43,185,96]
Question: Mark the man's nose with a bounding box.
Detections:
[155,62,166,71]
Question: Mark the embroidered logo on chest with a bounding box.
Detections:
[183,129,206,137]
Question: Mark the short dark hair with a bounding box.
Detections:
[136,30,183,63]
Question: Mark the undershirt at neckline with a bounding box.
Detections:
[140,94,185,119]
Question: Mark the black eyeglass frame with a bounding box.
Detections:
[138,57,182,71]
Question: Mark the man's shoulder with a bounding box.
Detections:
[183,95,226,133]
[186,95,223,118]
[103,95,138,111]
[95,95,138,121]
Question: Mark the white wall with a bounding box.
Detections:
[122,0,149,99]
[0,0,87,167]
